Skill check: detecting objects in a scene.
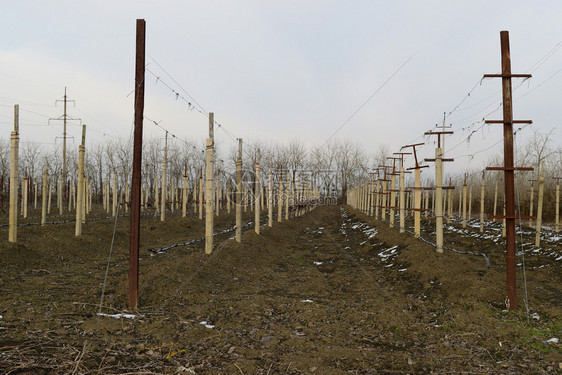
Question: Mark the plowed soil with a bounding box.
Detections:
[0,205,560,374]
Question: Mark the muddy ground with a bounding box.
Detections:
[0,204,560,374]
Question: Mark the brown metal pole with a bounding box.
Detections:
[500,31,517,310]
[129,19,146,311]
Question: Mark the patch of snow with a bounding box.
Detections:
[199,321,215,329]
[398,268,408,272]
[313,262,323,265]
[545,337,559,344]
[300,299,314,303]
[97,313,137,320]
[531,312,540,320]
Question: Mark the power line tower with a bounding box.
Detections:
[49,87,81,206]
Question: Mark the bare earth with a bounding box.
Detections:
[0,204,560,374]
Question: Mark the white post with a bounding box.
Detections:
[535,177,544,248]
[205,114,215,254]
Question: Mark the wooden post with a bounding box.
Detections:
[480,172,485,233]
[205,113,215,254]
[535,177,544,248]
[9,110,19,242]
[41,158,48,226]
[235,139,243,242]
[255,149,261,234]
[129,19,145,310]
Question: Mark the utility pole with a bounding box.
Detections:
[161,131,168,222]
[424,125,454,252]
[50,88,79,207]
[129,19,146,311]
[402,143,428,237]
[483,30,533,311]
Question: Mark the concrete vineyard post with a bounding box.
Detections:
[529,181,534,227]
[154,175,159,211]
[75,143,85,236]
[255,149,261,234]
[435,148,443,252]
[555,177,560,232]
[278,171,283,223]
[284,175,289,220]
[198,170,203,220]
[468,186,472,223]
[215,172,220,217]
[235,139,242,242]
[414,168,421,237]
[41,159,48,226]
[493,180,498,222]
[205,113,215,254]
[161,133,167,222]
[182,171,187,217]
[389,173,396,227]
[22,176,28,219]
[58,176,63,215]
[535,177,544,248]
[447,178,453,224]
[48,178,52,214]
[112,172,117,217]
[268,168,273,227]
[480,172,485,233]
[399,166,405,233]
[9,123,19,243]
[34,181,37,210]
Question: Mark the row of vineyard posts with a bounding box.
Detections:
[348,31,560,311]
[2,107,322,242]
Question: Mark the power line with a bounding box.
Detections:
[322,53,415,148]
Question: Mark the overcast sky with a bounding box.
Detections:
[1,0,561,173]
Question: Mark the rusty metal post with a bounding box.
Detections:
[483,31,533,310]
[128,18,146,311]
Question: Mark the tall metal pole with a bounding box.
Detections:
[255,149,261,234]
[128,19,146,311]
[484,31,532,310]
